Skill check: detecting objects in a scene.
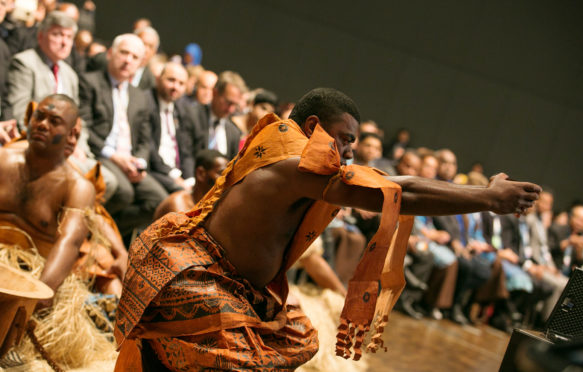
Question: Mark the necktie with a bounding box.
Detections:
[165,108,180,168]
[52,63,59,93]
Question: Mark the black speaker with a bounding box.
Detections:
[545,268,583,342]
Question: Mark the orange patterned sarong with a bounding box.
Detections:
[115,114,413,370]
[117,222,317,371]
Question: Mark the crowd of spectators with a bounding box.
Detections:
[0,0,580,337]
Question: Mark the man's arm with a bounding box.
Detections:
[39,178,96,296]
[391,173,540,216]
[323,172,539,216]
[286,158,540,217]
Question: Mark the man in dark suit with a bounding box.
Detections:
[193,70,245,160]
[79,33,167,237]
[148,62,203,193]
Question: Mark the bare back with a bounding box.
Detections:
[205,158,325,288]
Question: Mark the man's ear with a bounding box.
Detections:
[24,101,38,126]
[302,115,320,138]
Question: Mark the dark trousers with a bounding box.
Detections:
[100,158,168,237]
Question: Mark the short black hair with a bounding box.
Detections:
[195,149,226,171]
[44,93,79,123]
[253,89,278,107]
[358,131,382,144]
[289,88,360,127]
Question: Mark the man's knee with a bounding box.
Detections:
[136,175,168,213]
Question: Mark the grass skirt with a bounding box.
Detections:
[0,244,117,371]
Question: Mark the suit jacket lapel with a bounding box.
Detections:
[100,70,114,129]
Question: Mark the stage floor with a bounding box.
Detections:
[366,312,511,372]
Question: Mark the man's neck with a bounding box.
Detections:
[38,46,60,66]
[24,148,65,179]
[107,69,130,86]
[157,95,174,108]
[191,185,208,204]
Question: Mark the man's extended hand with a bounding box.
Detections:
[487,173,541,215]
[110,153,146,182]
[0,119,19,145]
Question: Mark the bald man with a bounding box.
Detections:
[148,62,204,192]
[194,69,217,106]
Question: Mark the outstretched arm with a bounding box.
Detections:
[393,173,541,216]
[320,169,539,216]
[283,158,540,217]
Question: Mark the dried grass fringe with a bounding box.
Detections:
[0,240,117,371]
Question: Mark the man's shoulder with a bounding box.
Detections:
[82,70,107,87]
[549,223,570,236]
[62,162,96,200]
[12,48,39,62]
[0,145,25,166]
[226,117,242,135]
[128,83,148,100]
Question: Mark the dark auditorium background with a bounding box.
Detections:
[95,0,583,210]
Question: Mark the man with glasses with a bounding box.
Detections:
[192,70,247,160]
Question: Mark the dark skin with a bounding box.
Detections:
[153,156,228,220]
[65,119,128,296]
[0,97,96,306]
[154,155,347,296]
[205,113,541,288]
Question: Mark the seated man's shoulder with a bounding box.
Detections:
[81,70,105,86]
[11,48,38,63]
[63,163,96,202]
[154,190,193,220]
[0,146,24,173]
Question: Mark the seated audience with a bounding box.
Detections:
[524,194,568,321]
[433,149,493,324]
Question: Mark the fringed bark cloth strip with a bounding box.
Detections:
[115,113,413,370]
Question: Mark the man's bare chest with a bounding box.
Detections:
[0,168,67,235]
